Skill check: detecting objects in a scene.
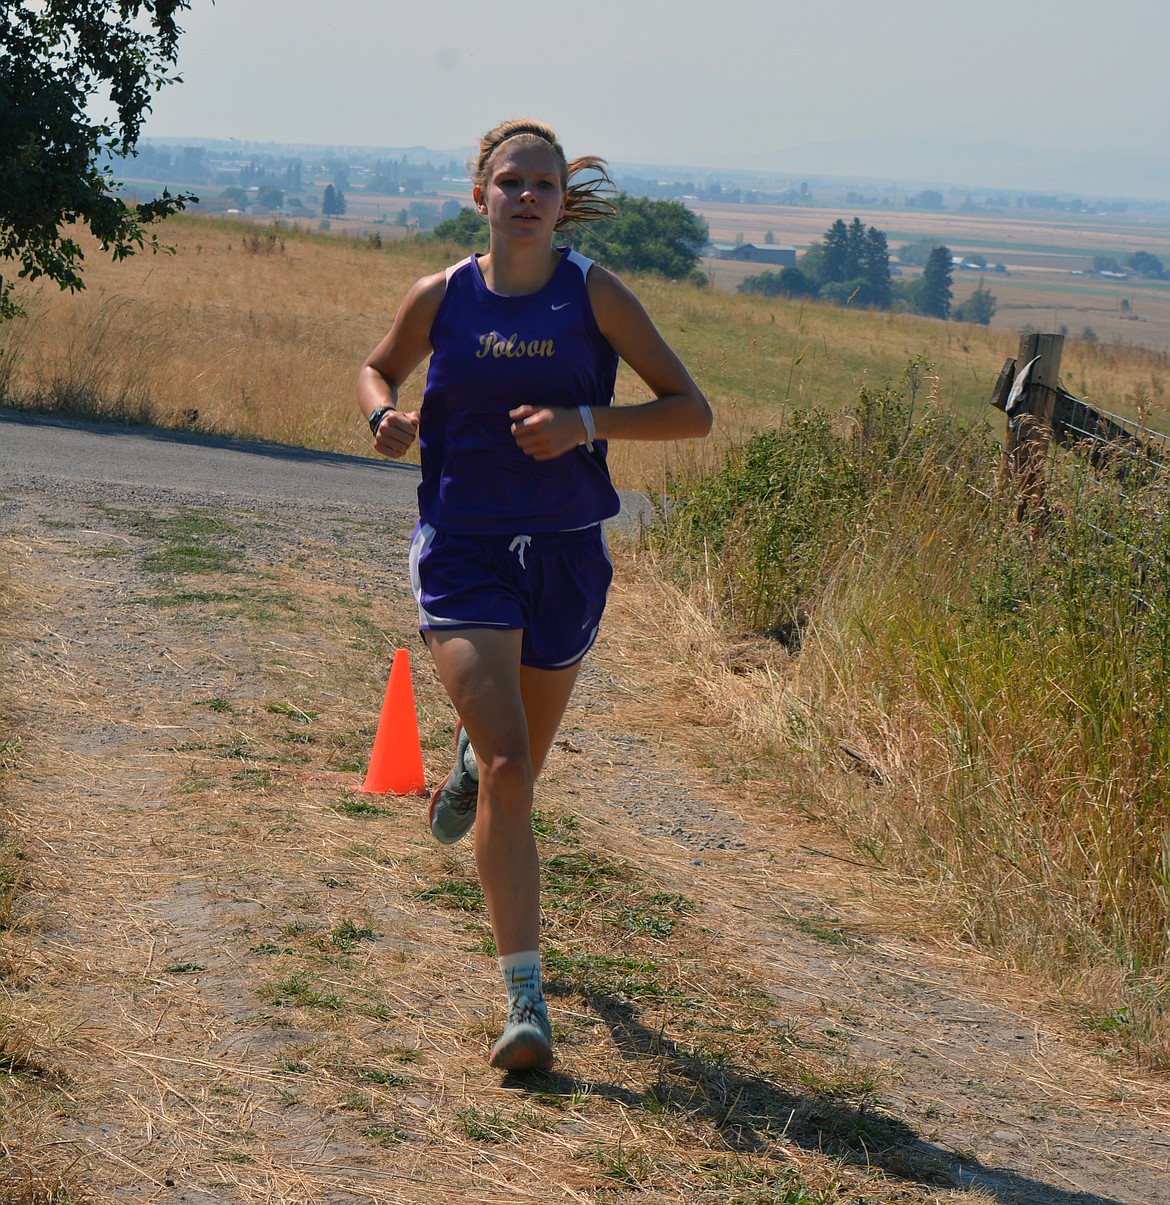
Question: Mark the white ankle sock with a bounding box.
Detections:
[498,950,542,1003]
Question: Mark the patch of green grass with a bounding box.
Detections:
[415,879,483,912]
[587,1138,658,1185]
[334,794,392,818]
[358,1068,406,1086]
[258,970,344,1011]
[147,588,240,606]
[331,919,375,948]
[163,962,206,974]
[454,1105,514,1144]
[544,948,664,997]
[266,701,318,723]
[142,543,239,575]
[796,1056,883,1107]
[0,733,23,771]
[338,1089,372,1112]
[531,807,581,843]
[360,1124,409,1145]
[786,915,852,947]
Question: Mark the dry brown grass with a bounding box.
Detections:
[0,501,1038,1203]
[0,217,450,456]
[6,211,1170,493]
[0,543,83,1204]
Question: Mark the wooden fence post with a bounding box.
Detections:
[1001,331,1064,521]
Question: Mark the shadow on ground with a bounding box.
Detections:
[502,992,1125,1205]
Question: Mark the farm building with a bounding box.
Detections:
[716,243,798,266]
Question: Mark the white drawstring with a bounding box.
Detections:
[508,534,532,568]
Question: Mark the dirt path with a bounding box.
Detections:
[2,419,1169,1203]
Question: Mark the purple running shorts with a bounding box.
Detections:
[408,521,613,670]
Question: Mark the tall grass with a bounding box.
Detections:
[652,371,1170,1063]
[3,214,1168,490]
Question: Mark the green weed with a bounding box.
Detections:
[454,1105,514,1144]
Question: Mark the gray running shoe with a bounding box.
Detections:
[428,722,478,845]
[489,994,553,1072]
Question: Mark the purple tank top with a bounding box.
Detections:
[418,247,621,535]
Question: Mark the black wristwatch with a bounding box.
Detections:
[368,405,395,436]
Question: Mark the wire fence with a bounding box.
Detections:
[1051,389,1170,477]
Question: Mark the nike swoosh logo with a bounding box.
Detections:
[551,302,571,311]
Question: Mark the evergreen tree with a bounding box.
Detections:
[862,227,892,310]
[803,217,892,309]
[821,219,849,283]
[322,184,347,217]
[843,217,866,281]
[920,246,953,319]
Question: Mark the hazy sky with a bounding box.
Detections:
[143,0,1170,195]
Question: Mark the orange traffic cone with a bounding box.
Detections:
[361,649,427,795]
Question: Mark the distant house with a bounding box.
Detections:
[722,243,797,267]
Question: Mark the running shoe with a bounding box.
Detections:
[489,994,553,1072]
[428,722,478,845]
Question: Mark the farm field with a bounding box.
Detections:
[212,179,1170,356]
[693,199,1170,351]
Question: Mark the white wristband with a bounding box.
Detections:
[578,405,596,452]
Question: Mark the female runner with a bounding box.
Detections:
[357,117,711,1072]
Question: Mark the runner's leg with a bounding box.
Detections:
[425,630,578,956]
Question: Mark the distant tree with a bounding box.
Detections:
[920,246,954,319]
[953,280,997,325]
[738,266,816,299]
[763,229,775,244]
[819,280,866,306]
[0,0,195,320]
[907,189,944,210]
[254,186,284,211]
[897,238,942,267]
[569,193,707,282]
[1127,251,1165,279]
[820,219,850,284]
[843,217,866,280]
[798,240,826,283]
[407,200,438,229]
[800,217,891,309]
[178,145,210,184]
[1092,255,1122,274]
[861,227,892,309]
[775,266,818,297]
[322,185,347,216]
[738,271,783,298]
[432,207,488,249]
